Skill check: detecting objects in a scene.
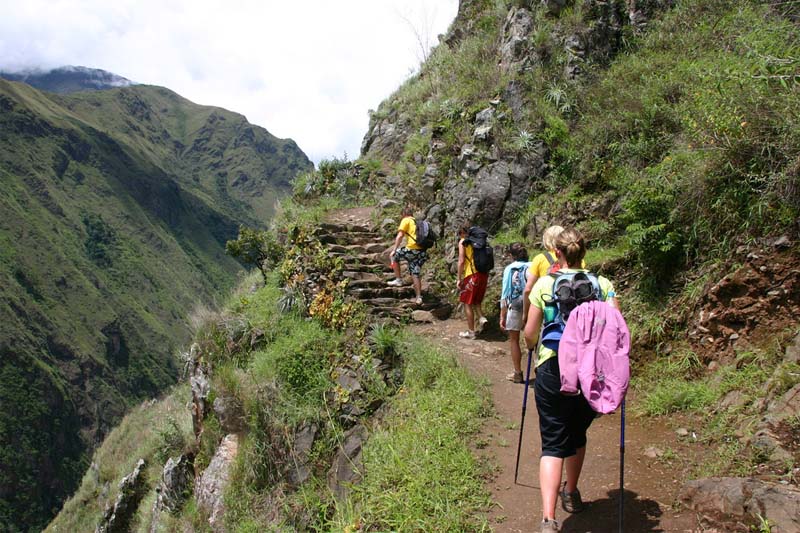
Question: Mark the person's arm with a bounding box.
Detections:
[522,264,539,322]
[388,230,405,257]
[456,239,466,290]
[524,303,543,350]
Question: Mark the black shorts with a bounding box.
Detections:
[534,356,597,458]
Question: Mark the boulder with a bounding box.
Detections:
[411,310,436,323]
[96,459,147,533]
[213,395,245,433]
[195,434,240,532]
[328,425,368,500]
[288,423,318,486]
[680,477,800,532]
[150,453,194,531]
[500,8,534,70]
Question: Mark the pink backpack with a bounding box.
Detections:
[557,300,630,414]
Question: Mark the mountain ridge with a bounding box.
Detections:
[0,65,136,94]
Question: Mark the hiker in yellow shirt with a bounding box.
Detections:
[387,205,426,305]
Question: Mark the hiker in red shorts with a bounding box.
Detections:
[456,224,489,339]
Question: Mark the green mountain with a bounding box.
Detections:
[0,79,312,531]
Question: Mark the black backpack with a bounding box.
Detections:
[414,218,437,250]
[544,271,602,326]
[465,226,494,273]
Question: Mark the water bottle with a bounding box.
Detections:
[543,303,557,323]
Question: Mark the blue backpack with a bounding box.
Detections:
[508,264,528,311]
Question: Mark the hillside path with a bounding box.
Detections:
[326,207,704,532]
[412,319,703,532]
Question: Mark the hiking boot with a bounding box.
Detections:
[506,371,524,383]
[560,482,585,513]
[386,278,404,287]
[540,518,560,532]
[458,330,476,340]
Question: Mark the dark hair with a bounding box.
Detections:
[402,205,414,217]
[555,227,586,268]
[458,223,471,236]
[509,242,529,261]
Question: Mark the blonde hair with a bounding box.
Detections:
[555,227,586,268]
[542,225,564,251]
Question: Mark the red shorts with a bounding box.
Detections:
[459,272,489,305]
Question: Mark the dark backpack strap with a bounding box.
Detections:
[544,251,555,266]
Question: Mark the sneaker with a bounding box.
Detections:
[506,371,524,384]
[458,330,476,339]
[540,518,560,533]
[386,278,403,287]
[414,297,423,305]
[560,482,585,513]
[476,316,488,332]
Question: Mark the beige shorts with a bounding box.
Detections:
[506,308,524,331]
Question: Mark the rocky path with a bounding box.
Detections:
[319,208,451,320]
[325,207,704,532]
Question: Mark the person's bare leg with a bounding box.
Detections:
[392,260,402,280]
[509,330,522,372]
[465,303,475,331]
[411,275,422,300]
[564,446,586,493]
[540,455,564,520]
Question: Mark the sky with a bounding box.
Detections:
[0,0,459,164]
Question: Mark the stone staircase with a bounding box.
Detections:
[315,222,452,321]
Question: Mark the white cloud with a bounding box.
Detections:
[0,0,459,164]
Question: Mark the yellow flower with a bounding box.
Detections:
[740,121,748,127]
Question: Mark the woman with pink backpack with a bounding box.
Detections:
[523,227,621,533]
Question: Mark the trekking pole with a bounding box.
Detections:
[514,348,534,484]
[619,399,626,533]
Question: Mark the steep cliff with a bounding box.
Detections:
[0,79,312,531]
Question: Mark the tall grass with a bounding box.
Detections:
[328,335,492,532]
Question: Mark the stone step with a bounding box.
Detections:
[342,271,383,282]
[338,263,393,274]
[318,233,387,246]
[367,302,453,321]
[341,257,391,270]
[318,222,374,234]
[327,243,389,255]
[346,278,389,289]
[349,286,416,299]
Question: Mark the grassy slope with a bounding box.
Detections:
[0,79,310,531]
[47,270,491,533]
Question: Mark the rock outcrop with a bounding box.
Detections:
[96,459,147,533]
[680,477,800,532]
[195,434,241,532]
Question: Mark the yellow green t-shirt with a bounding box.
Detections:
[528,251,586,278]
[529,269,615,366]
[398,216,422,250]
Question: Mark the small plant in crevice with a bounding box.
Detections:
[369,323,400,362]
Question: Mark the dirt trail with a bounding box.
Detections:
[413,319,702,533]
[328,207,704,532]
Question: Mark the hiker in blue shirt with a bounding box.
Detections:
[499,242,530,384]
